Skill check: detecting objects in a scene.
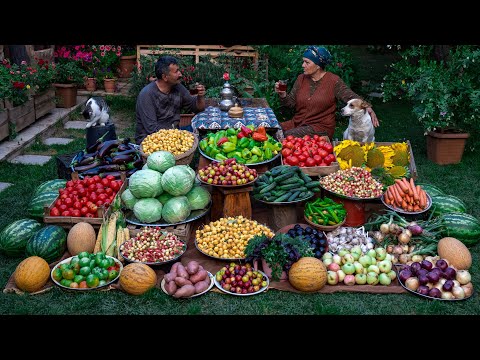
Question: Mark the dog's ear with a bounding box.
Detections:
[361,100,372,109]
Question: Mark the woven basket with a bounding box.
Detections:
[140,131,198,166]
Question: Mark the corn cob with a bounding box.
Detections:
[102,212,117,256]
[94,224,103,254]
[116,226,124,261]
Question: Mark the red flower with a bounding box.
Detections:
[13,81,25,89]
[223,72,230,81]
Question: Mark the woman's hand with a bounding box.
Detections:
[274,81,287,98]
[367,107,379,127]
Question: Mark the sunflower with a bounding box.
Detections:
[390,142,410,166]
[334,140,365,167]
[363,145,394,171]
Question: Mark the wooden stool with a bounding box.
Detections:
[269,203,298,232]
[210,186,253,221]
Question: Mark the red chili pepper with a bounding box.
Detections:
[241,125,253,137]
[216,137,229,146]
[252,132,268,142]
[237,132,246,139]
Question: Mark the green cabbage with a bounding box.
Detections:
[178,165,195,179]
[133,198,163,223]
[161,165,195,196]
[129,169,163,198]
[185,186,211,210]
[162,196,191,224]
[121,188,138,210]
[147,151,176,173]
[156,192,174,205]
[142,163,150,170]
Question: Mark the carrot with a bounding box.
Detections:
[392,185,403,206]
[402,177,412,195]
[394,183,405,198]
[415,185,422,203]
[386,186,394,201]
[410,178,419,201]
[407,205,414,212]
[413,204,421,212]
[395,179,409,194]
[401,199,408,210]
[419,188,427,209]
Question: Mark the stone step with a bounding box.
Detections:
[64,121,88,130]
[368,92,383,98]
[43,137,74,146]
[0,182,13,193]
[9,155,52,166]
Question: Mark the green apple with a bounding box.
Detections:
[375,247,387,261]
[342,254,355,264]
[337,270,346,282]
[379,273,392,285]
[353,261,364,274]
[355,273,367,285]
[338,249,349,257]
[350,245,362,256]
[359,255,372,268]
[387,270,397,281]
[342,262,356,275]
[322,252,333,261]
[367,264,380,274]
[366,272,379,285]
[323,258,333,267]
[327,271,339,285]
[367,249,377,258]
[333,254,342,265]
[378,259,392,273]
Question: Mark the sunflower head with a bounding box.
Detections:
[337,145,365,167]
[366,148,385,169]
[388,165,410,179]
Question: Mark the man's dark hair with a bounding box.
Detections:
[155,55,179,79]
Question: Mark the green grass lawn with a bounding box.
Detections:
[1,75,479,315]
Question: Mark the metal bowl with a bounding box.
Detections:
[119,237,187,266]
[198,145,281,166]
[381,192,432,215]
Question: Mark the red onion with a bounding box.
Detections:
[407,223,423,235]
[429,288,441,298]
[444,267,457,280]
[410,262,422,274]
[443,279,454,292]
[417,285,429,295]
[418,274,429,285]
[427,271,440,283]
[417,268,428,278]
[421,260,433,271]
[435,259,448,271]
[399,269,412,283]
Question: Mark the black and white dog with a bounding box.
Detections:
[82,97,110,128]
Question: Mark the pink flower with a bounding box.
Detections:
[101,52,105,57]
[337,62,343,68]
[106,45,111,51]
[100,45,105,51]
[75,45,80,50]
[223,72,230,81]
[116,52,121,56]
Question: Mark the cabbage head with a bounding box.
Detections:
[162,196,191,224]
[185,186,211,210]
[129,169,163,198]
[121,188,138,210]
[156,192,174,205]
[133,198,163,223]
[177,165,195,179]
[147,151,176,173]
[142,163,150,170]
[161,165,194,196]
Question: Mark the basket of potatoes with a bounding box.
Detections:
[140,129,198,165]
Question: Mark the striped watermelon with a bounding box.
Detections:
[25,225,67,263]
[33,179,66,197]
[27,191,59,218]
[440,212,480,247]
[415,182,445,197]
[0,219,43,257]
[430,194,467,217]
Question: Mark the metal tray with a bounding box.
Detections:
[381,192,432,215]
[320,184,383,201]
[161,272,214,298]
[196,174,257,188]
[119,238,187,266]
[125,201,211,227]
[198,146,281,166]
[213,270,269,296]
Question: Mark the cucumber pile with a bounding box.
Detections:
[253,165,320,203]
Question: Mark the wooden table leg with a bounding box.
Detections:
[270,204,298,231]
[223,192,252,219]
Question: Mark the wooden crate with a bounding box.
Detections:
[127,222,193,242]
[0,109,8,142]
[6,99,35,133]
[43,173,127,229]
[33,88,55,119]
[332,140,417,179]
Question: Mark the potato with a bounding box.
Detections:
[176,264,189,279]
[171,262,180,273]
[164,272,177,283]
[165,280,177,295]
[174,277,192,287]
[186,261,200,275]
[173,284,195,298]
[189,269,208,284]
[194,278,210,294]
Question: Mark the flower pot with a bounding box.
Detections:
[33,88,55,119]
[84,77,97,92]
[103,79,116,93]
[260,258,288,281]
[117,55,137,78]
[54,83,78,108]
[426,130,470,165]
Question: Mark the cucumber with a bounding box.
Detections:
[259,182,277,194]
[288,191,301,202]
[305,180,320,189]
[274,192,294,202]
[271,166,289,176]
[281,166,300,174]
[279,176,304,185]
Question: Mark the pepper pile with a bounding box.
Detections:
[199,126,282,164]
[304,197,346,226]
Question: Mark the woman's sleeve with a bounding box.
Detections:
[335,78,362,103]
[279,76,300,108]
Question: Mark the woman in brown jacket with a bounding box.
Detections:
[275,45,379,140]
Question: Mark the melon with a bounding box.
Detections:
[119,263,157,295]
[437,237,472,270]
[288,257,327,292]
[0,219,42,257]
[14,256,50,293]
[67,222,96,256]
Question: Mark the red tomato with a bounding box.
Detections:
[110,181,120,192]
[323,143,333,153]
[89,192,98,202]
[88,203,98,214]
[78,188,86,196]
[318,149,328,158]
[101,178,110,187]
[105,187,113,195]
[66,180,74,188]
[67,186,74,193]
[55,199,63,207]
[299,162,305,167]
[98,193,108,201]
[286,135,295,142]
[303,135,311,141]
[92,175,102,183]
[313,134,320,141]
[286,155,299,166]
[313,154,323,165]
[50,207,60,216]
[80,207,89,216]
[59,204,68,212]
[85,213,95,218]
[298,154,307,162]
[96,187,105,194]
[305,157,316,167]
[86,177,95,186]
[61,210,71,217]
[293,149,302,157]
[73,201,82,210]
[105,175,115,181]
[58,189,66,195]
[71,209,81,217]
[88,184,96,191]
[281,148,292,158]
[64,197,73,206]
[285,141,294,150]
[96,200,104,207]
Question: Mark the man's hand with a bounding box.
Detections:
[197,84,206,97]
[367,107,380,127]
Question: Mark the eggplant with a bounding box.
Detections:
[111,149,137,157]
[126,168,138,177]
[111,154,135,164]
[97,140,121,158]
[80,166,102,176]
[70,150,84,167]
[74,160,103,172]
[78,156,97,166]
[133,158,144,169]
[99,171,122,179]
[117,143,135,152]
[97,164,122,172]
[86,131,113,153]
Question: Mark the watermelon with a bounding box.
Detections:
[430,194,467,217]
[27,191,59,218]
[440,212,480,247]
[0,219,43,257]
[415,182,445,197]
[33,179,66,197]
[25,225,67,263]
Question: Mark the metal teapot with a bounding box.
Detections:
[219,81,236,111]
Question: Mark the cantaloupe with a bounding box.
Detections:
[67,222,96,256]
[437,237,472,270]
[288,257,327,292]
[14,256,50,293]
[119,263,157,295]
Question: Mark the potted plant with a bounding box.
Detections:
[244,233,314,281]
[31,58,56,119]
[97,68,116,93]
[383,45,479,164]
[117,45,137,78]
[52,61,86,108]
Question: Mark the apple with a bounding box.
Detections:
[333,254,342,265]
[366,272,379,285]
[338,249,349,257]
[327,263,341,272]
[343,274,356,286]
[322,252,333,261]
[378,260,392,273]
[327,271,339,285]
[323,258,333,267]
[367,249,377,259]
[216,273,223,282]
[375,247,387,261]
[385,254,393,262]
[351,251,361,261]
[359,255,372,268]
[367,265,380,274]
[378,273,392,286]
[350,245,362,256]
[342,254,355,264]
[355,273,367,285]
[337,270,346,282]
[353,261,364,274]
[342,262,356,275]
[387,270,397,281]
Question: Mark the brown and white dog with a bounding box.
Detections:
[341,99,375,142]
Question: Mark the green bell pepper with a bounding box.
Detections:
[246,155,259,164]
[214,130,227,144]
[238,137,250,149]
[264,148,273,160]
[222,142,236,153]
[199,139,208,151]
[241,148,252,159]
[226,128,237,136]
[205,145,213,156]
[228,135,238,145]
[215,153,228,161]
[251,146,262,157]
[209,147,220,159]
[233,155,246,164]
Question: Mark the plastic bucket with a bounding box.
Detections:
[331,195,366,227]
[86,123,117,150]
